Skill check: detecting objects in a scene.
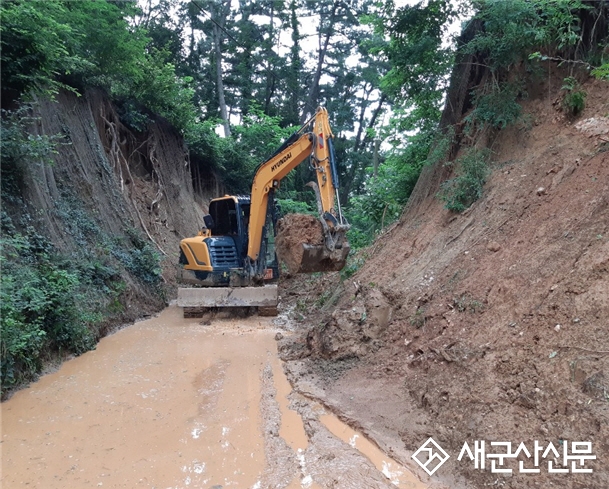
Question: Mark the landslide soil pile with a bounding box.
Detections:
[278,75,609,489]
[275,213,324,273]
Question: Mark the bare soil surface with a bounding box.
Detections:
[1,305,425,489]
[277,77,609,488]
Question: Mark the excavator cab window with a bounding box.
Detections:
[209,199,238,236]
[203,214,214,230]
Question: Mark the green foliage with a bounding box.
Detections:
[340,253,367,280]
[112,229,162,286]
[0,219,98,392]
[0,105,64,198]
[591,63,609,80]
[426,127,455,167]
[465,82,525,131]
[371,0,459,133]
[189,108,296,194]
[128,50,197,133]
[0,189,163,394]
[453,294,485,313]
[277,198,315,216]
[409,308,426,328]
[345,130,434,248]
[439,148,491,212]
[0,0,197,136]
[346,163,410,247]
[54,192,162,287]
[0,0,84,97]
[561,76,587,116]
[465,0,589,71]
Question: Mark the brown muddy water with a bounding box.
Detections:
[1,305,426,489]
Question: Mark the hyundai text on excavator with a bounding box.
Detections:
[177,107,350,316]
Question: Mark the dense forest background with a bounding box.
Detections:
[1,0,607,392]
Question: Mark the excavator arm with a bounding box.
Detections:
[177,107,350,315]
[247,107,349,264]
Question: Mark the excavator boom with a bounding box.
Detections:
[246,107,349,275]
[177,107,350,315]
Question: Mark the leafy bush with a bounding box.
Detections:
[591,63,609,80]
[345,130,433,249]
[0,263,47,388]
[465,82,524,131]
[0,105,64,201]
[439,148,491,212]
[561,76,587,116]
[0,224,98,393]
[464,0,589,71]
[426,127,455,167]
[340,253,367,280]
[0,203,160,395]
[0,0,197,138]
[111,229,162,285]
[277,198,315,216]
[55,192,161,287]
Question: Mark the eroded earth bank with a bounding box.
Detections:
[276,77,609,489]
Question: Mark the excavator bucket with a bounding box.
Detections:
[293,242,350,273]
[275,213,351,274]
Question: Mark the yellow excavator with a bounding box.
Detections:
[177,107,350,315]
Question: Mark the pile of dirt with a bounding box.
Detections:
[275,213,325,273]
[278,74,609,489]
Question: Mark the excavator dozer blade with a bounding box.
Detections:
[292,242,350,273]
[178,285,278,308]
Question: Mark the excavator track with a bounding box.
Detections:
[183,306,278,318]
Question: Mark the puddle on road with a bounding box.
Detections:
[1,306,270,488]
[2,305,425,489]
[272,358,308,453]
[319,414,425,489]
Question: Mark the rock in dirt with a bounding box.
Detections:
[275,213,325,273]
[487,241,501,252]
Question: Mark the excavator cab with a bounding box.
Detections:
[178,195,279,287]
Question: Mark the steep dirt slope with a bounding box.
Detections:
[279,76,608,488]
[5,89,217,319]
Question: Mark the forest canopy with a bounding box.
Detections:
[1,0,607,238]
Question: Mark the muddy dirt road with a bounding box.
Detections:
[1,306,425,489]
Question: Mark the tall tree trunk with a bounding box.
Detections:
[300,0,340,123]
[339,93,386,204]
[285,0,301,125]
[212,1,231,137]
[237,1,253,118]
[361,93,386,148]
[263,2,276,115]
[372,139,381,178]
[353,83,372,152]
